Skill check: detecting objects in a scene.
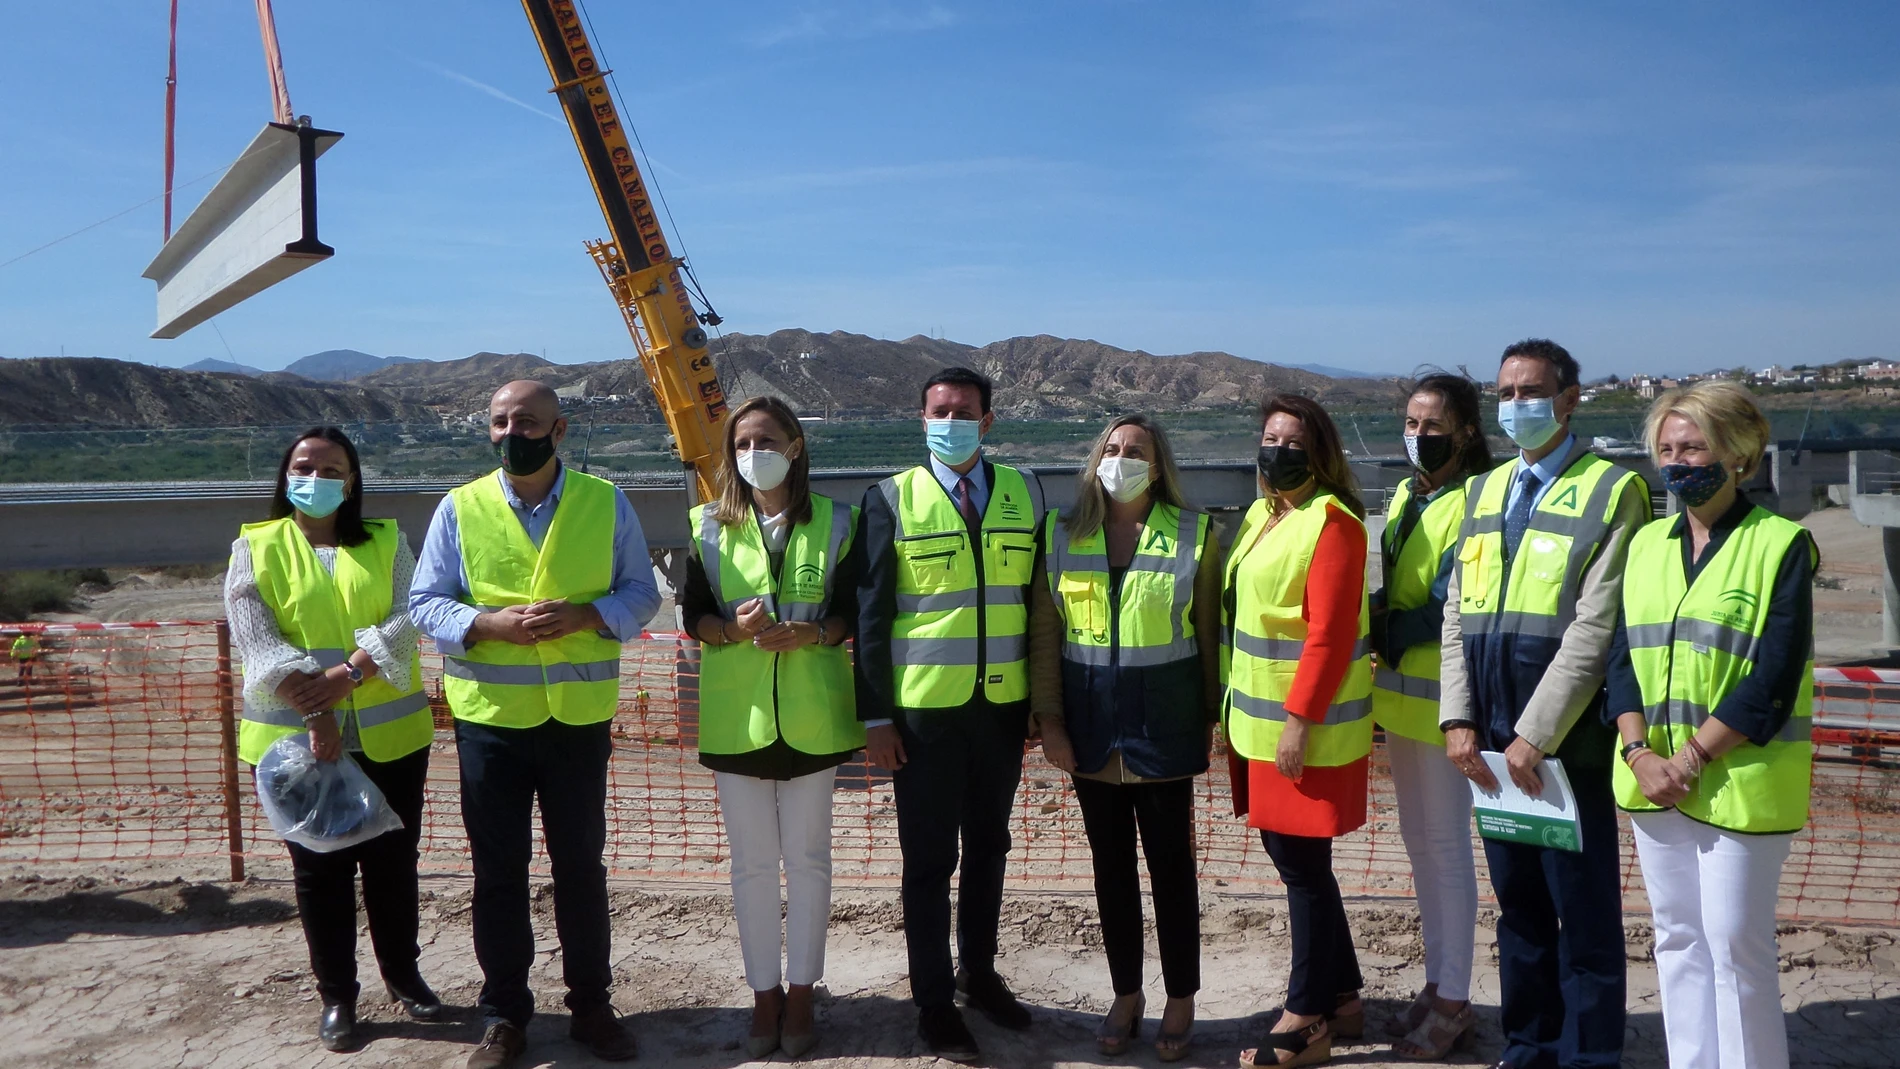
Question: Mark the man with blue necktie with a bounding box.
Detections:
[1438,340,1651,1069]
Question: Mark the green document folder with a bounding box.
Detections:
[1468,752,1584,853]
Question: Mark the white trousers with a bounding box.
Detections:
[715,767,838,991]
[1387,732,1479,1002]
[1632,808,1793,1069]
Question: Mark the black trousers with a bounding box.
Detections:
[456,718,614,1028]
[1072,776,1201,998]
[891,702,1026,1008]
[1262,831,1363,1016]
[1485,765,1626,1069]
[285,746,430,1007]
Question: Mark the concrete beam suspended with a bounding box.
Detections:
[142,122,342,339]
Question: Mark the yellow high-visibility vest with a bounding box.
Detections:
[236,517,431,764]
[443,469,623,727]
[1372,477,1467,743]
[1455,448,1644,643]
[879,463,1043,708]
[690,495,865,756]
[1043,500,1208,669]
[1221,491,1374,767]
[1613,506,1814,834]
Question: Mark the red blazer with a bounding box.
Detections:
[1231,502,1370,838]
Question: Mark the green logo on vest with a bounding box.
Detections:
[1721,588,1760,611]
[786,562,826,600]
[1548,485,1579,511]
[998,492,1023,520]
[1144,527,1173,554]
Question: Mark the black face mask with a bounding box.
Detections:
[496,432,557,477]
[1257,444,1313,492]
[1405,433,1459,475]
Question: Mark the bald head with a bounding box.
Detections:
[489,379,566,457]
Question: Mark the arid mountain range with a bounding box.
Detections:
[2,331,1401,428]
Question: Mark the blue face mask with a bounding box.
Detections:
[926,418,983,466]
[285,475,349,519]
[1497,397,1562,451]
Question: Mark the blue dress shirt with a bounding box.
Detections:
[408,464,662,656]
[930,451,989,516]
[1505,432,1578,513]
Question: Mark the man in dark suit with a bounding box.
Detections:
[858,367,1045,1062]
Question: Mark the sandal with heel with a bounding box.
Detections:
[1238,1019,1332,1068]
[1155,997,1194,1063]
[1394,1004,1476,1062]
[1384,989,1433,1038]
[1097,993,1144,1056]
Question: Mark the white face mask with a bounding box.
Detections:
[1097,456,1152,503]
[735,448,791,492]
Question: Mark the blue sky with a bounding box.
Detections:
[2,1,1896,377]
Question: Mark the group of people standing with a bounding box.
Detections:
[227,337,1815,1069]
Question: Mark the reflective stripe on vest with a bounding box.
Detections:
[1371,477,1468,743]
[444,469,623,727]
[879,463,1043,708]
[1612,507,1815,833]
[1043,502,1207,669]
[689,495,865,756]
[1456,443,1642,638]
[235,517,432,764]
[1220,491,1374,768]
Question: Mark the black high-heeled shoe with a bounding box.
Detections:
[1097,993,1144,1056]
[385,977,444,1021]
[319,1002,359,1052]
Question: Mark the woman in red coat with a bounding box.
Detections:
[1227,394,1372,1068]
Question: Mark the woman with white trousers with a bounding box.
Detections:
[1369,372,1494,1059]
[1607,380,1815,1069]
[682,395,866,1059]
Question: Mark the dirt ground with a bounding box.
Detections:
[2,871,1896,1069]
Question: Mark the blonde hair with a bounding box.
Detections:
[1062,414,1191,539]
[709,395,813,527]
[1643,380,1773,480]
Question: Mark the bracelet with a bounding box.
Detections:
[1685,737,1714,766]
[719,620,736,645]
[1621,739,1652,766]
[1676,743,1706,782]
[1440,719,1478,734]
[300,710,330,725]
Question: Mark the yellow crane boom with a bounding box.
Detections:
[520,0,730,501]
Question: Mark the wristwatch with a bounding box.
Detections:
[1439,719,1478,734]
[342,661,364,684]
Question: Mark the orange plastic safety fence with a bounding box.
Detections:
[4,623,1899,925]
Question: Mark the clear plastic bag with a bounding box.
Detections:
[254,734,404,853]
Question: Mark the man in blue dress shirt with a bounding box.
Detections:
[411,380,660,1069]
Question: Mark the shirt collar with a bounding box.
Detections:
[1667,492,1755,540]
[497,460,566,510]
[1518,432,1578,486]
[929,452,986,491]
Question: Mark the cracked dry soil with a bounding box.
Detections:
[2,873,1898,1068]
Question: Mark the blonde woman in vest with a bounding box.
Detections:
[681,396,865,1058]
[1227,395,1375,1069]
[1370,373,1492,1059]
[223,426,438,1053]
[1030,414,1222,1061]
[1605,382,1814,1069]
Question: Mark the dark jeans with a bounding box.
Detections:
[456,718,614,1028]
[285,746,430,1007]
[891,702,1026,1008]
[1484,765,1626,1069]
[1072,776,1200,998]
[1262,831,1363,1016]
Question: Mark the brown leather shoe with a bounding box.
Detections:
[571,1004,638,1061]
[466,1020,527,1069]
